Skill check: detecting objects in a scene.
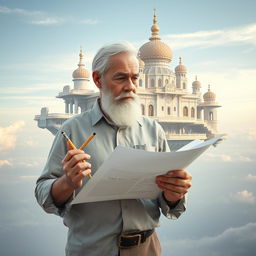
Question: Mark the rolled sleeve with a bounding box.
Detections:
[158,193,186,220]
[35,178,62,216]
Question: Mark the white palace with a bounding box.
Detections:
[35,12,221,150]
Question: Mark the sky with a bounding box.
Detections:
[0,0,256,255]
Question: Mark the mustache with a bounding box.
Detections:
[114,92,139,101]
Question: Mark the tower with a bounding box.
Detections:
[175,57,187,90]
[201,85,221,133]
[72,47,91,91]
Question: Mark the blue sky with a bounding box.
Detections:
[0,0,256,255]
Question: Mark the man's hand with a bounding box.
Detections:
[51,148,91,206]
[62,149,92,189]
[156,170,192,204]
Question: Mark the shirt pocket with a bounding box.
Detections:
[133,144,146,150]
[133,144,156,152]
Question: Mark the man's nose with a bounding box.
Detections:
[123,78,136,92]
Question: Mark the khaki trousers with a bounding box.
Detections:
[119,232,161,256]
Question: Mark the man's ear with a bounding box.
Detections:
[92,71,102,89]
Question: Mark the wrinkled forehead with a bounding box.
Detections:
[106,52,139,74]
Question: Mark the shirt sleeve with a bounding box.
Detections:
[158,193,186,219]
[35,128,73,217]
[156,122,187,219]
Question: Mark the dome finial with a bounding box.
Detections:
[78,46,85,67]
[208,84,211,91]
[150,9,161,41]
[195,75,198,81]
[179,57,182,65]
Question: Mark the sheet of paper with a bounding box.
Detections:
[72,134,224,204]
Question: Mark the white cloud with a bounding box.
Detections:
[233,190,256,204]
[0,5,100,26]
[239,156,253,162]
[0,121,25,152]
[246,174,256,181]
[205,153,232,162]
[162,222,256,256]
[79,19,100,25]
[0,160,12,167]
[247,129,256,141]
[0,5,61,25]
[30,17,62,25]
[163,23,256,49]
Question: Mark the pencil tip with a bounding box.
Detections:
[61,131,64,134]
[93,132,96,135]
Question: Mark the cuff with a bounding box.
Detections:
[158,193,186,220]
[36,179,74,217]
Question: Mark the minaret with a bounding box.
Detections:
[202,85,221,134]
[149,9,161,41]
[192,76,201,95]
[72,47,91,90]
[175,57,188,90]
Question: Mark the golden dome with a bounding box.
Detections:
[192,76,201,88]
[138,58,145,68]
[72,48,90,79]
[203,85,216,102]
[175,57,187,73]
[139,10,172,62]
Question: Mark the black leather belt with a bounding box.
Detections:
[118,229,154,248]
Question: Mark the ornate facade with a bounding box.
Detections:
[35,12,221,150]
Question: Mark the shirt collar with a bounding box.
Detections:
[90,97,143,127]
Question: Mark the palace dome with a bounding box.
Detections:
[139,11,172,62]
[72,49,90,79]
[203,85,216,102]
[192,76,201,88]
[175,57,187,73]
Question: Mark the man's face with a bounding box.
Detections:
[102,52,139,100]
[98,52,141,127]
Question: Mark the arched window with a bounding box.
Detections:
[139,79,143,87]
[150,79,155,87]
[148,105,154,116]
[183,106,188,117]
[174,106,176,111]
[158,79,162,88]
[167,107,171,115]
[165,79,169,85]
[191,107,195,118]
[141,104,145,115]
[209,112,214,120]
[183,82,186,89]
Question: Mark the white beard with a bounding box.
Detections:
[101,86,141,127]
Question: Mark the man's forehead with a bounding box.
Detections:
[107,52,139,70]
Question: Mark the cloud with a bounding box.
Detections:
[205,153,232,162]
[30,17,62,25]
[232,190,256,204]
[246,174,256,181]
[162,222,256,256]
[0,5,99,26]
[0,121,25,152]
[0,5,61,25]
[79,19,100,25]
[162,23,256,49]
[247,129,256,141]
[0,160,12,167]
[239,156,253,162]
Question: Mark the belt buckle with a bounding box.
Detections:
[119,233,142,248]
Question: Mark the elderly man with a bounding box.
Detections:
[35,42,192,256]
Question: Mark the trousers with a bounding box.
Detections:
[119,232,161,256]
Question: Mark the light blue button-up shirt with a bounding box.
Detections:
[35,99,186,256]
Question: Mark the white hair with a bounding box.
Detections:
[92,41,138,76]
